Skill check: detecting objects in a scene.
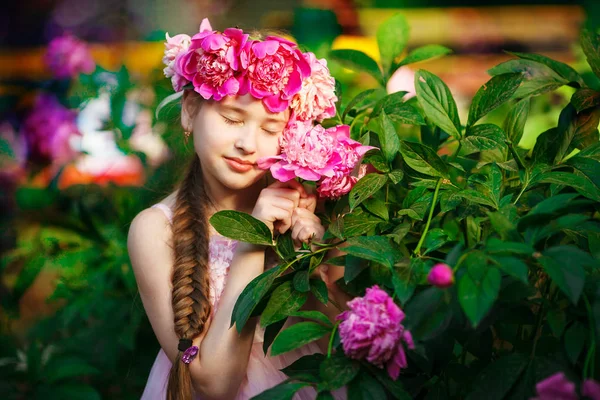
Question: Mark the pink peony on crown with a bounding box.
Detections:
[162,18,337,120]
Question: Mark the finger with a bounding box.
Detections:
[298,194,317,212]
[267,179,307,198]
[263,188,301,209]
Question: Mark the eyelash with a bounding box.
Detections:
[222,116,279,135]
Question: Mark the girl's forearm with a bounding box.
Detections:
[189,243,266,398]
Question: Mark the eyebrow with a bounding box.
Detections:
[219,104,287,124]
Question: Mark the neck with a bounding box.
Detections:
[203,178,264,216]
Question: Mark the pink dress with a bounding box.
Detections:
[141,204,343,399]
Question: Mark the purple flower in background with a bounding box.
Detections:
[21,94,81,164]
[531,373,578,400]
[44,34,95,78]
[427,263,454,288]
[336,285,414,380]
[583,379,600,400]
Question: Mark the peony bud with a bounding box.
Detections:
[427,263,454,288]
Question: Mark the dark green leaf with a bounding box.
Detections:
[388,170,404,184]
[398,44,452,68]
[370,91,408,118]
[468,73,524,127]
[547,308,567,337]
[319,354,360,390]
[348,372,388,400]
[581,29,600,79]
[504,98,530,145]
[343,89,377,123]
[458,262,501,326]
[281,353,325,381]
[260,282,308,328]
[343,236,402,269]
[375,111,401,163]
[540,246,591,304]
[571,89,600,112]
[536,172,600,202]
[251,382,311,400]
[293,271,310,293]
[363,197,389,220]
[210,211,272,246]
[289,310,333,327]
[456,189,498,210]
[369,364,413,400]
[271,322,331,356]
[564,322,586,365]
[463,124,507,153]
[392,259,418,305]
[488,59,567,98]
[342,209,382,237]
[423,228,449,255]
[277,232,297,262]
[231,266,281,332]
[400,140,449,177]
[415,70,461,138]
[263,318,287,354]
[310,279,329,305]
[349,173,388,210]
[44,357,100,383]
[41,384,102,400]
[490,256,529,284]
[486,238,534,256]
[507,51,584,86]
[330,49,384,86]
[465,353,528,400]
[376,13,410,75]
[387,103,426,125]
[344,255,369,283]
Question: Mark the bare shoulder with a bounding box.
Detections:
[127,207,173,276]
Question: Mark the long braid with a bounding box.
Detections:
[166,155,212,400]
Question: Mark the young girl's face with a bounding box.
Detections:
[185,94,288,192]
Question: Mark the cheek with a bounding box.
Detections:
[259,135,282,157]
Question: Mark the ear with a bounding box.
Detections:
[181,92,193,131]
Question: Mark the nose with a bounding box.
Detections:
[234,124,258,154]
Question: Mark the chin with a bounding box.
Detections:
[220,172,264,190]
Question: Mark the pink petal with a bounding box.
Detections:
[270,163,298,182]
[263,95,288,113]
[295,167,321,181]
[199,18,212,32]
[386,347,407,380]
[583,379,600,400]
[257,156,281,169]
[220,77,240,96]
[196,83,215,100]
[252,40,279,58]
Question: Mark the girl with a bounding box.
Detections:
[127,20,346,400]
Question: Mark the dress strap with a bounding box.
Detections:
[151,203,173,224]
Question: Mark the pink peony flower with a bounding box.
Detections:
[330,125,375,175]
[289,52,337,121]
[21,94,81,164]
[240,36,311,113]
[162,33,192,91]
[583,379,600,400]
[178,21,248,100]
[427,263,454,288]
[258,120,337,181]
[317,172,357,199]
[336,285,414,380]
[44,34,95,79]
[531,373,578,400]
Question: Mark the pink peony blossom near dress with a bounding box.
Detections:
[289,52,337,122]
[239,36,311,113]
[178,23,248,100]
[336,285,415,380]
[427,263,454,288]
[531,373,578,400]
[44,34,95,79]
[21,94,81,164]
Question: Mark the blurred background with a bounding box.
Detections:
[0,0,598,399]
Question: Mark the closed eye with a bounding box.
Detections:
[262,128,279,135]
[222,116,243,125]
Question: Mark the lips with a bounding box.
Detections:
[224,157,255,172]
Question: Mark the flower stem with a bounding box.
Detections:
[328,321,341,358]
[583,294,597,379]
[414,178,443,256]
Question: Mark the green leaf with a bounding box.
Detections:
[463,124,507,153]
[415,70,461,138]
[486,238,534,256]
[210,211,272,246]
[400,140,448,178]
[342,209,382,237]
[330,49,384,86]
[547,308,567,337]
[504,97,530,145]
[571,89,600,113]
[458,261,501,326]
[370,91,408,118]
[397,44,452,68]
[388,170,404,184]
[456,189,498,210]
[564,322,586,365]
[343,89,377,123]
[392,259,418,305]
[263,318,287,354]
[535,172,600,202]
[319,354,360,390]
[44,357,100,383]
[344,255,369,283]
[349,173,388,210]
[348,372,387,400]
[488,59,568,98]
[507,51,584,86]
[387,103,426,125]
[465,353,528,400]
[490,256,529,284]
[567,155,600,190]
[363,197,389,221]
[376,13,410,75]
[423,228,449,255]
[581,29,600,79]
[293,271,310,293]
[343,236,402,269]
[41,384,102,400]
[251,382,311,400]
[375,111,401,163]
[467,73,524,127]
[281,353,324,381]
[260,282,308,328]
[276,232,296,262]
[310,279,329,305]
[539,246,587,304]
[231,266,281,332]
[271,322,331,356]
[289,310,333,327]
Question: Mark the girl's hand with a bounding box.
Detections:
[251,180,307,236]
[291,193,324,247]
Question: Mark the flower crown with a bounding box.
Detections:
[162,18,337,122]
